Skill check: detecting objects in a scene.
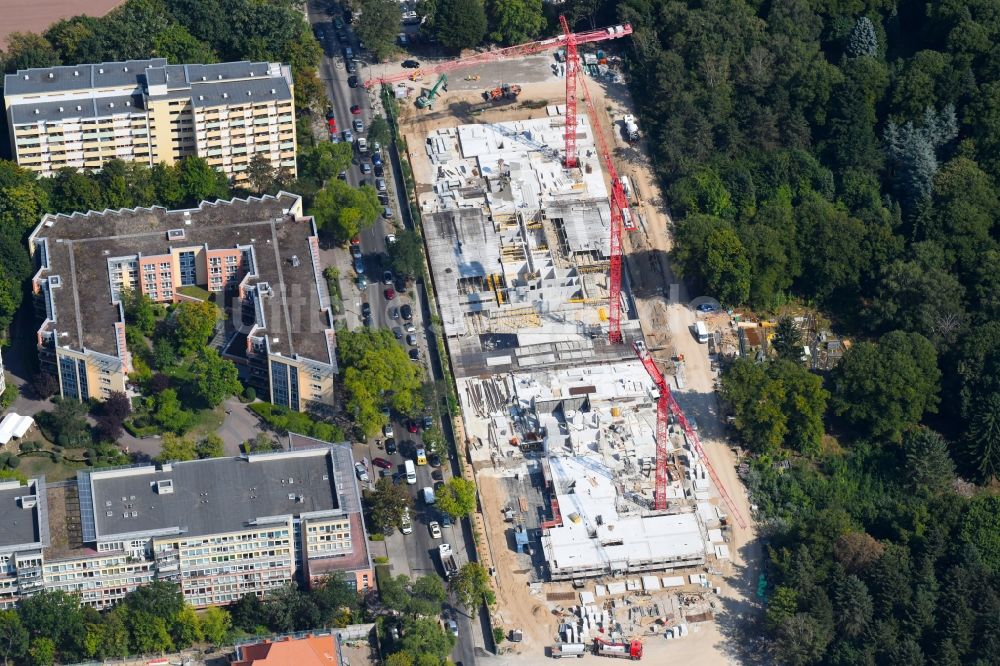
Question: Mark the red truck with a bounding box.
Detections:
[593,638,642,660]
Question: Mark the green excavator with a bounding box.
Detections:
[416,74,448,109]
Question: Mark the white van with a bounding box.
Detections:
[404,460,417,484]
[694,320,710,343]
[423,486,436,505]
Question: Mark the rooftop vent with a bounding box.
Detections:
[74,70,79,76]
[19,495,37,509]
[23,75,28,80]
[167,228,185,240]
[198,95,204,101]
[99,68,104,74]
[218,74,223,80]
[222,93,228,99]
[290,255,300,267]
[257,282,272,297]
[271,88,276,94]
[155,479,174,495]
[76,105,82,111]
[49,276,61,287]
[287,493,296,500]
[58,107,63,112]
[33,109,39,115]
[247,90,252,97]
[183,211,192,225]
[48,73,53,79]
[123,66,128,72]
[108,102,115,108]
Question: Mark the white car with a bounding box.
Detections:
[400,508,413,534]
[385,233,397,244]
[383,423,394,438]
[429,521,441,539]
[354,462,369,483]
[446,619,458,636]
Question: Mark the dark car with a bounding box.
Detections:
[389,306,400,319]
[440,512,452,528]
[422,415,434,429]
[361,302,372,318]
[348,75,359,88]
[374,164,384,177]
[395,276,407,293]
[385,437,397,454]
[351,244,363,260]
[431,469,444,482]
[325,108,336,120]
[402,59,420,69]
[400,304,413,321]
[392,326,403,339]
[360,162,372,175]
[372,153,383,167]
[353,256,365,274]
[382,270,393,285]
[429,453,442,467]
[337,170,347,180]
[408,348,420,362]
[378,193,390,205]
[372,457,393,469]
[406,333,418,346]
[351,104,362,114]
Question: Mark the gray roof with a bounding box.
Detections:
[9,93,145,125]
[31,192,335,365]
[4,59,166,96]
[165,62,277,90]
[189,78,292,108]
[87,450,343,541]
[0,478,47,553]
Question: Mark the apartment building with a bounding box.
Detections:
[27,192,337,412]
[3,59,296,182]
[0,445,374,610]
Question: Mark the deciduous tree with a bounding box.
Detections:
[356,0,401,61]
[486,0,546,46]
[431,0,487,50]
[434,477,477,519]
[172,300,218,355]
[450,562,494,610]
[387,230,425,279]
[190,349,242,407]
[365,477,413,532]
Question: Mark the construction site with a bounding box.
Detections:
[378,19,758,665]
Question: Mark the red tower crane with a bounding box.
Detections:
[634,341,748,528]
[364,20,634,344]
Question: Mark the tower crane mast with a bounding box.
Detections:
[634,342,748,528]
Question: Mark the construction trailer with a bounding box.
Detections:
[550,643,587,659]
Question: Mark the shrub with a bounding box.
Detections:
[0,384,19,410]
[243,386,256,402]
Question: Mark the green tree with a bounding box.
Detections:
[190,349,242,407]
[431,0,487,50]
[122,288,158,336]
[152,388,196,433]
[37,398,92,448]
[830,331,941,442]
[400,617,455,659]
[299,142,354,184]
[486,0,546,45]
[846,17,878,58]
[964,391,1000,482]
[199,606,232,646]
[409,575,447,617]
[172,300,218,355]
[244,153,276,194]
[766,586,799,631]
[47,167,103,214]
[128,611,174,655]
[0,610,28,666]
[195,433,226,460]
[450,562,494,610]
[309,179,381,244]
[771,317,803,361]
[27,638,54,666]
[95,390,132,442]
[171,605,203,648]
[337,329,424,436]
[387,230,425,279]
[961,495,1000,573]
[357,0,401,61]
[179,156,229,204]
[365,477,414,532]
[368,117,392,147]
[2,33,60,73]
[434,477,477,519]
[704,227,751,305]
[84,611,129,660]
[151,163,184,207]
[902,428,955,495]
[19,590,86,659]
[153,24,217,64]
[156,433,197,463]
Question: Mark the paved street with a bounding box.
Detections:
[306,3,481,664]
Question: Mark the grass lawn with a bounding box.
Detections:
[19,447,89,481]
[187,404,226,441]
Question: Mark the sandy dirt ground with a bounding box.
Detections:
[0,0,123,46]
[399,65,761,666]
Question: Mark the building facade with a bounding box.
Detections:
[0,445,374,610]
[28,192,337,411]
[3,59,296,182]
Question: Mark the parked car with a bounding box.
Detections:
[401,304,413,320]
[385,437,397,454]
[409,348,420,362]
[361,302,372,319]
[402,59,420,68]
[355,274,368,289]
[351,244,363,259]
[348,75,359,87]
[382,269,394,285]
[376,178,387,191]
[407,420,419,433]
[385,233,397,244]
[353,119,364,132]
[372,457,393,469]
[431,469,444,481]
[353,256,365,274]
[429,453,442,467]
[342,129,353,142]
[697,302,718,313]
[389,306,400,319]
[383,422,394,438]
[384,287,396,300]
[382,205,392,218]
[350,104,362,114]
[378,193,390,205]
[446,619,458,637]
[422,415,434,429]
[406,333,418,346]
[361,162,372,174]
[429,521,442,539]
[392,326,403,339]
[354,462,369,483]
[440,512,452,528]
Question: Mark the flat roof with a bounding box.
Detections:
[4,59,165,96]
[0,478,46,553]
[84,449,343,541]
[30,192,334,365]
[9,93,145,124]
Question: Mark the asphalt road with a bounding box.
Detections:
[306,3,479,664]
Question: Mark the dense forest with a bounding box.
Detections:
[561,0,1000,663]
